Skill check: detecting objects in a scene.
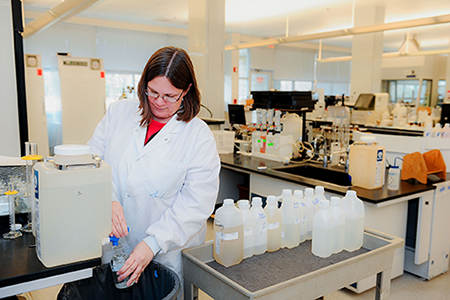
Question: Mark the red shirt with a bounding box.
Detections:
[145,119,166,145]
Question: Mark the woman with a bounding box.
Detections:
[88,46,220,288]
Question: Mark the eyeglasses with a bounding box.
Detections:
[145,88,183,103]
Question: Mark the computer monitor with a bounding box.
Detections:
[440,103,450,126]
[354,93,375,110]
[228,104,246,125]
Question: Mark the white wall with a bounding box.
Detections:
[0,0,21,157]
[24,22,188,72]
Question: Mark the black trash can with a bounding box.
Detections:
[57,262,180,300]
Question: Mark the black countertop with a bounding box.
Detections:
[220,153,438,204]
[0,233,101,289]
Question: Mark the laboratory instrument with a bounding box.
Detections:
[3,182,22,239]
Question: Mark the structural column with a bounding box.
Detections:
[188,0,226,119]
[350,5,385,103]
[224,33,240,105]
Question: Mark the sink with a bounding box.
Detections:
[272,163,351,187]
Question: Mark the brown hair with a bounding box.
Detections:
[137,46,201,127]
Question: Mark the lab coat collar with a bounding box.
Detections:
[135,114,183,159]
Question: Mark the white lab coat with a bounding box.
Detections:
[87,99,220,281]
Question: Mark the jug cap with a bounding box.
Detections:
[55,144,91,156]
[360,135,376,143]
[238,199,250,209]
[282,189,292,195]
[223,199,234,205]
[252,197,262,205]
[346,190,357,197]
[315,186,324,193]
[267,195,277,204]
[330,197,341,205]
[293,190,303,197]
[305,188,314,196]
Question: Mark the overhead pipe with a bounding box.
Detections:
[316,49,450,63]
[225,13,450,51]
[23,0,102,38]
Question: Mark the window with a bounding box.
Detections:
[105,72,140,108]
[437,80,446,106]
[383,79,432,107]
[238,49,250,102]
[274,80,313,91]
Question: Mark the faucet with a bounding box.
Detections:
[329,147,350,172]
[314,135,327,167]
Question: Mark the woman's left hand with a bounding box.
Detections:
[117,241,154,286]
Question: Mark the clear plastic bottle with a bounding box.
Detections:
[250,197,267,255]
[238,199,255,259]
[264,195,282,252]
[312,200,334,258]
[294,190,308,243]
[330,197,345,254]
[314,186,327,215]
[303,188,315,240]
[110,236,134,289]
[433,123,443,138]
[423,123,433,138]
[442,123,450,138]
[280,189,300,249]
[214,199,244,267]
[341,190,365,252]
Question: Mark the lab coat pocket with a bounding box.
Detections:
[140,158,187,199]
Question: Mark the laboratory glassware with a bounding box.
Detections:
[3,182,22,239]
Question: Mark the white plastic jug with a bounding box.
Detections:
[293,190,308,243]
[330,197,345,254]
[312,200,334,258]
[314,186,327,214]
[348,135,386,189]
[280,189,300,249]
[214,199,244,267]
[34,144,111,267]
[264,195,282,252]
[281,112,302,141]
[238,199,255,259]
[341,190,365,252]
[303,188,315,240]
[250,197,267,255]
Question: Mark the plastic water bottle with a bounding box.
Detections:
[214,199,244,267]
[330,197,345,254]
[433,123,443,138]
[264,195,282,252]
[280,189,300,249]
[294,190,308,243]
[303,188,315,240]
[423,123,433,138]
[110,236,134,289]
[312,200,334,258]
[341,191,365,252]
[314,186,327,214]
[250,197,267,255]
[442,123,450,138]
[238,199,255,259]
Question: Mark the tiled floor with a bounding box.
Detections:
[23,218,450,300]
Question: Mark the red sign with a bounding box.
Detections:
[100,71,105,78]
[37,69,43,76]
[233,67,238,73]
[257,77,264,83]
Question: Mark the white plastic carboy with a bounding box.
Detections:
[34,145,111,267]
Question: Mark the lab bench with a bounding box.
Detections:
[218,153,449,293]
[0,233,100,298]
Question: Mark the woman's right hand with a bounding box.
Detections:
[111,201,128,238]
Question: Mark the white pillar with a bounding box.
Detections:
[0,0,21,156]
[225,33,240,105]
[445,43,450,103]
[188,0,226,119]
[350,6,385,103]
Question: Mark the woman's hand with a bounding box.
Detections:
[117,241,154,285]
[111,201,128,238]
